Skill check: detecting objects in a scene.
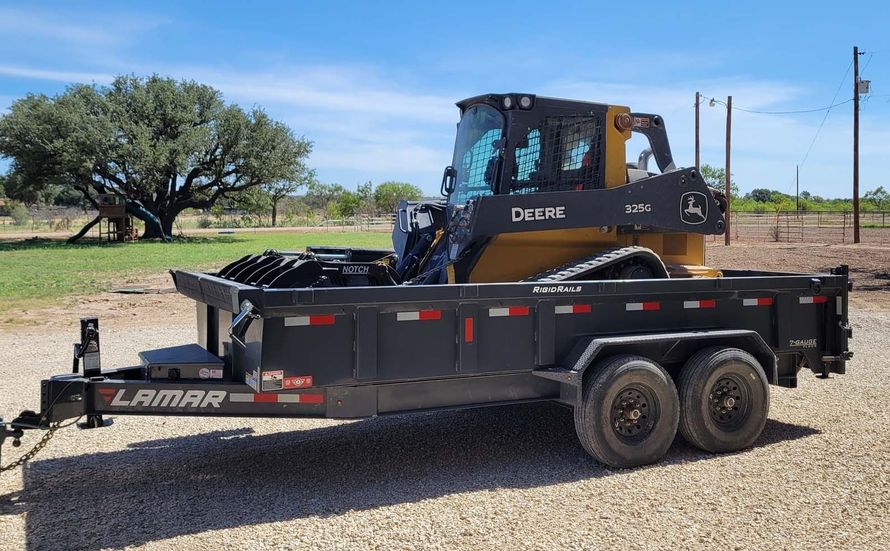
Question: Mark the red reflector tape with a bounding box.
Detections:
[230,393,324,404]
[254,393,278,403]
[489,306,531,317]
[284,314,336,327]
[743,298,773,307]
[464,317,474,343]
[555,304,592,315]
[396,309,442,322]
[800,296,829,304]
[298,394,325,404]
[683,299,717,309]
[626,302,660,311]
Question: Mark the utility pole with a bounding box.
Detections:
[695,92,701,171]
[853,46,861,243]
[725,95,732,246]
[796,164,800,211]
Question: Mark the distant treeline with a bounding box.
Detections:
[699,164,888,212]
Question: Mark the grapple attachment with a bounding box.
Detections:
[215,247,399,288]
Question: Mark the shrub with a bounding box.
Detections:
[9,203,29,226]
[196,216,213,229]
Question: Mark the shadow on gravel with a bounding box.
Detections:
[1,403,818,550]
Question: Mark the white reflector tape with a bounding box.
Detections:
[743,298,773,307]
[284,314,336,327]
[626,302,660,311]
[837,297,843,315]
[488,306,531,317]
[683,299,717,309]
[229,393,323,404]
[555,304,592,315]
[396,310,442,321]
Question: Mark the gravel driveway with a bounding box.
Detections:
[1,305,887,551]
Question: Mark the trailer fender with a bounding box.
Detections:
[533,330,777,406]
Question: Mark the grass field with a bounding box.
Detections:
[0,232,391,314]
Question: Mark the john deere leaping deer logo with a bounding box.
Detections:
[680,192,708,225]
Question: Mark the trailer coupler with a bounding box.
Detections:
[0,410,48,473]
[0,419,25,465]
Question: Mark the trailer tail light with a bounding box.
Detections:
[555,304,592,315]
[743,298,773,307]
[284,314,336,327]
[229,393,324,404]
[488,306,531,317]
[464,317,474,343]
[626,302,660,311]
[799,296,829,304]
[396,309,442,321]
[683,299,717,309]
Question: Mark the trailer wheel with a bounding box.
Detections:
[574,355,679,469]
[677,347,769,454]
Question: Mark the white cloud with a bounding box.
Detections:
[167,65,458,125]
[0,6,166,47]
[0,65,113,85]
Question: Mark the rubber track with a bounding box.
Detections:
[524,246,669,282]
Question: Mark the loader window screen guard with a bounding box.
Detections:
[511,115,604,193]
[450,104,504,205]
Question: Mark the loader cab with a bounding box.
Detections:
[445,94,614,207]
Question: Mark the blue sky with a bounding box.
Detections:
[0,1,887,198]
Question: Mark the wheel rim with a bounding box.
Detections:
[708,373,752,430]
[610,385,659,441]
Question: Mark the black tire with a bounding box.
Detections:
[574,355,679,468]
[677,347,769,453]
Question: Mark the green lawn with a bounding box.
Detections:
[0,232,392,315]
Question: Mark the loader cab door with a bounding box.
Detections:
[448,104,505,205]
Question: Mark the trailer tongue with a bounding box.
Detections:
[0,261,852,471]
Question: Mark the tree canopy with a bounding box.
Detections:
[699,164,739,199]
[0,75,312,238]
[373,181,423,214]
[864,186,890,211]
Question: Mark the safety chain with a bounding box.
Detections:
[0,423,59,474]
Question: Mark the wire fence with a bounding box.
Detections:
[708,211,890,245]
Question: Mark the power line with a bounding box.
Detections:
[797,59,854,168]
[735,98,852,115]
[861,52,874,76]
[698,95,852,115]
[782,59,854,196]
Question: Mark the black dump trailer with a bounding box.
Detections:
[1,256,852,469]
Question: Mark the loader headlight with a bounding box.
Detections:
[518,95,533,109]
[502,96,514,110]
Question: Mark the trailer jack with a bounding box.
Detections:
[78,414,109,430]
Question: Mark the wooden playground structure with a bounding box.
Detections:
[96,194,137,242]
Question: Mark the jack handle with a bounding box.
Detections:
[229,300,260,349]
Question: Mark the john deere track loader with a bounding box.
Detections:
[215,93,727,289]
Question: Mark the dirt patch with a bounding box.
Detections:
[1,272,194,331]
[707,242,890,309]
